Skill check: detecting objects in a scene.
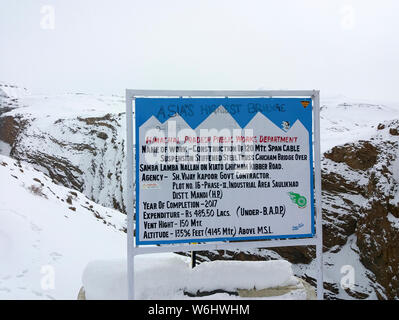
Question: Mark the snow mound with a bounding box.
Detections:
[188,260,298,292]
[82,257,300,300]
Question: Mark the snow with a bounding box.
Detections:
[82,259,128,300]
[10,93,124,120]
[0,155,126,299]
[82,257,301,300]
[387,213,399,229]
[2,83,399,299]
[0,140,11,156]
[0,154,305,300]
[320,97,399,152]
[0,82,29,100]
[294,235,379,300]
[187,260,298,292]
[390,157,399,206]
[3,89,398,215]
[2,92,128,211]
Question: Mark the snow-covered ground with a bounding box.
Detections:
[320,96,399,152]
[294,235,381,300]
[0,153,310,300]
[0,154,126,299]
[0,82,29,101]
[0,154,309,300]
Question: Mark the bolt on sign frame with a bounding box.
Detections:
[126,90,323,300]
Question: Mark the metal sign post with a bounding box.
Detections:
[126,90,323,300]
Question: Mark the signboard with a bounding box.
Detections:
[135,97,314,245]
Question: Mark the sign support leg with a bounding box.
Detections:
[130,251,135,300]
[313,91,324,300]
[126,93,135,300]
[191,251,197,268]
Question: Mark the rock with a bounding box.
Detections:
[324,141,378,171]
[321,130,399,299]
[356,202,399,299]
[269,246,315,264]
[77,287,86,300]
[66,196,73,205]
[0,116,29,147]
[97,132,108,140]
[389,128,399,136]
[237,278,316,300]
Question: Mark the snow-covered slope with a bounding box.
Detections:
[0,82,28,115]
[0,88,128,212]
[320,96,399,152]
[2,86,398,215]
[0,154,126,299]
[3,88,399,215]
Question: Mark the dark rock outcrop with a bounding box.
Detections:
[324,141,378,171]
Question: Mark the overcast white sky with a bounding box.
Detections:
[0,0,398,101]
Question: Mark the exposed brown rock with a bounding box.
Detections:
[356,202,399,299]
[377,123,385,130]
[66,196,73,205]
[0,115,28,146]
[271,246,315,264]
[389,128,399,136]
[324,141,378,170]
[97,132,108,140]
[77,114,116,131]
[13,152,84,191]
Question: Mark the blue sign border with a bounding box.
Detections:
[135,97,315,245]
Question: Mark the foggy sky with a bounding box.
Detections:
[1,0,398,102]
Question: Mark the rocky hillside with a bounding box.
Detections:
[321,122,399,299]
[0,83,128,212]
[1,82,399,299]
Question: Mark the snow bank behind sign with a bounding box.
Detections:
[82,257,299,299]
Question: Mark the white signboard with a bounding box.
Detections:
[135,97,314,245]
